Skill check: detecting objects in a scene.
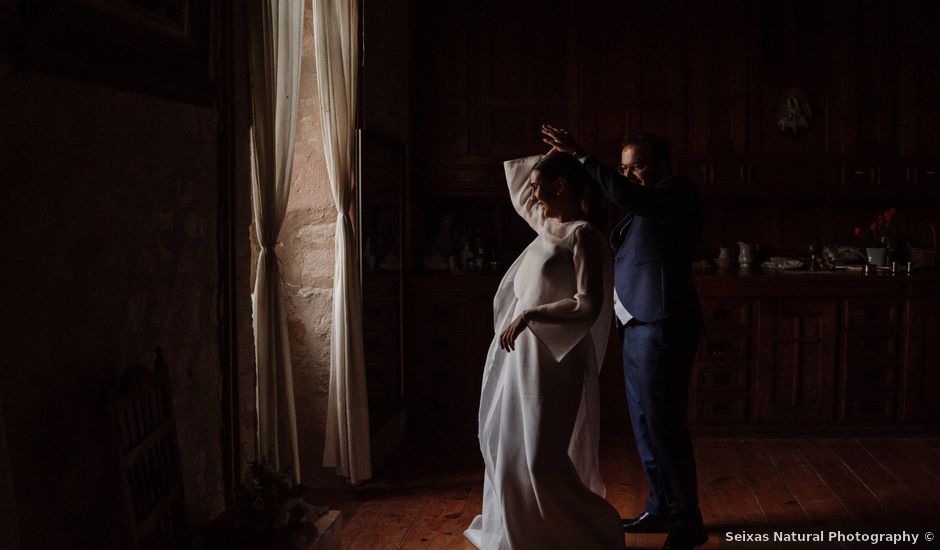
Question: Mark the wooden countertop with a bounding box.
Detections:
[694,268,940,296]
[409,269,940,297]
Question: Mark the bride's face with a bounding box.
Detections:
[529,170,565,217]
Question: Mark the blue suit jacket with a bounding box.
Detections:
[582,157,703,329]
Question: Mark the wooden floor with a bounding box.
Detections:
[309,432,940,549]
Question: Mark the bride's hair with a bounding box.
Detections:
[534,152,607,229]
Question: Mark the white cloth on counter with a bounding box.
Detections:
[760,257,804,270]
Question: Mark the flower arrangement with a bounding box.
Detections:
[854,207,897,246]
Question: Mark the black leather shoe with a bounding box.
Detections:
[660,523,708,550]
[621,511,670,533]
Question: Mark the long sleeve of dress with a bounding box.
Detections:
[523,225,606,326]
[504,155,544,232]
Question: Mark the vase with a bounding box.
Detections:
[866,246,888,267]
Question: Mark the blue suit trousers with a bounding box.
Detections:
[621,318,701,518]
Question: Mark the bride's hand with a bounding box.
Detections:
[499,313,529,352]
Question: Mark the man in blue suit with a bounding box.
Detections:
[542,125,707,550]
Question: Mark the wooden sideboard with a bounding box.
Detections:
[692,270,940,432]
[407,271,940,435]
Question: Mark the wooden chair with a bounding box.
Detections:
[110,348,189,549]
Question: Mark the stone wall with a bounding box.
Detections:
[0,70,233,547]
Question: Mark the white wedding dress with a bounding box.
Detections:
[464,156,623,550]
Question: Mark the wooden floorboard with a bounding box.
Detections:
[795,439,889,523]
[826,439,932,524]
[762,439,853,524]
[885,439,940,485]
[729,440,807,525]
[306,435,940,550]
[858,439,940,510]
[603,430,664,549]
[398,484,475,549]
[698,439,765,526]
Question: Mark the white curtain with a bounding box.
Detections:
[247,0,304,483]
[313,0,372,483]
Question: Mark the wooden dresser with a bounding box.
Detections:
[407,271,940,435]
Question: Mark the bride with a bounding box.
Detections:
[464,152,623,549]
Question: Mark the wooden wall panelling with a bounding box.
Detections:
[685,0,749,194]
[577,0,631,165]
[412,0,469,159]
[840,0,905,197]
[470,0,580,159]
[746,0,845,195]
[631,1,688,156]
[579,0,688,166]
[898,0,940,197]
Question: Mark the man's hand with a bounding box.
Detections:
[541,124,584,157]
[499,313,530,352]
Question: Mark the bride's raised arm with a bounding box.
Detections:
[503,155,544,232]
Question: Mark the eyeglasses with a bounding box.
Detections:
[618,162,647,173]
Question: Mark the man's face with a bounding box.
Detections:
[619,145,657,187]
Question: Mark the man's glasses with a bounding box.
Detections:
[618,163,647,173]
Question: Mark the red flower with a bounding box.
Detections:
[857,208,897,244]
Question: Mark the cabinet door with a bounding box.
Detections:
[902,298,940,423]
[756,300,837,422]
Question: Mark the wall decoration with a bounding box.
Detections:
[776,87,812,135]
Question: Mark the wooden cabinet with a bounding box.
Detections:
[690,272,939,432]
[405,273,939,436]
[756,300,838,422]
[362,276,402,425]
[901,294,940,423]
[691,298,753,424]
[359,134,406,429]
[409,276,496,435]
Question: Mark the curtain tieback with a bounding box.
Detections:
[257,244,284,267]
